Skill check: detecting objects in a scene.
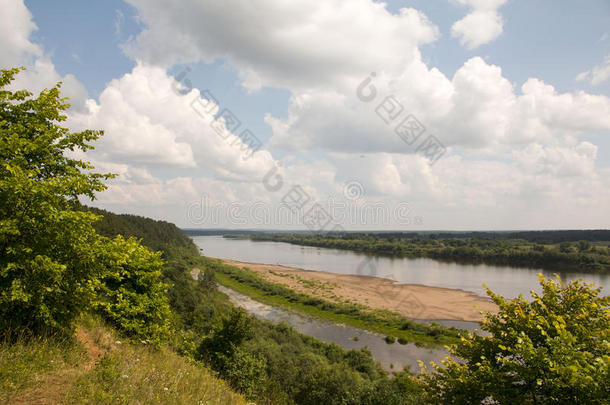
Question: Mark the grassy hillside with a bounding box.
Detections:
[1,316,245,404]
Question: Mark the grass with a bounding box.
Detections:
[0,316,246,405]
[0,333,87,403]
[207,258,462,347]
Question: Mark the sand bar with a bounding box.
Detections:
[220,259,498,322]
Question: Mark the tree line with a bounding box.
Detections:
[246,233,610,273]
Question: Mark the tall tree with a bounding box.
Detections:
[0,67,113,335]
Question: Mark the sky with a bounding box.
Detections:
[2,0,610,231]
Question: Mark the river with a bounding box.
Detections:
[193,235,607,372]
[193,235,608,298]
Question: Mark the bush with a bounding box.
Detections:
[92,236,172,346]
[419,275,610,404]
[384,336,396,344]
[219,346,267,398]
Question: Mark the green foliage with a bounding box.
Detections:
[0,68,176,345]
[384,335,396,344]
[218,346,267,399]
[198,308,254,367]
[418,275,610,404]
[577,240,591,252]
[197,308,270,400]
[85,207,223,340]
[86,206,199,261]
[0,68,113,335]
[92,236,172,345]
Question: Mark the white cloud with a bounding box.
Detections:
[513,142,597,178]
[451,0,507,49]
[114,9,125,37]
[10,57,89,111]
[123,0,610,157]
[108,0,610,230]
[0,0,41,66]
[576,55,610,85]
[123,0,439,91]
[68,64,275,181]
[516,78,610,136]
[268,57,610,154]
[88,146,610,230]
[0,0,88,111]
[6,0,607,229]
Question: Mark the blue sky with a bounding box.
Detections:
[3,0,610,229]
[24,0,610,153]
[26,0,610,95]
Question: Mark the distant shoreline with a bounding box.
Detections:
[220,258,498,323]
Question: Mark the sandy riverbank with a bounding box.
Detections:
[220,259,498,322]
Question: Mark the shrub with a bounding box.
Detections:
[419,275,610,404]
[384,336,396,344]
[92,236,172,345]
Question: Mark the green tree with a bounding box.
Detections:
[220,346,268,398]
[198,308,254,367]
[0,68,113,335]
[419,275,609,404]
[577,240,591,252]
[92,235,172,346]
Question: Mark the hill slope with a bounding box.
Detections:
[1,316,245,404]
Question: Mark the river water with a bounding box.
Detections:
[193,236,608,298]
[193,235,607,372]
[218,285,447,372]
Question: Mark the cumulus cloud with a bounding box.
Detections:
[0,0,88,111]
[121,0,610,157]
[268,57,610,154]
[103,0,610,229]
[451,0,507,49]
[6,0,608,229]
[576,55,610,85]
[68,64,275,180]
[0,0,41,66]
[123,0,439,91]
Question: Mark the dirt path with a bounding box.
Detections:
[11,327,108,404]
[76,327,106,371]
[221,259,497,322]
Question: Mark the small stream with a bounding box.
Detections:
[218,285,450,373]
